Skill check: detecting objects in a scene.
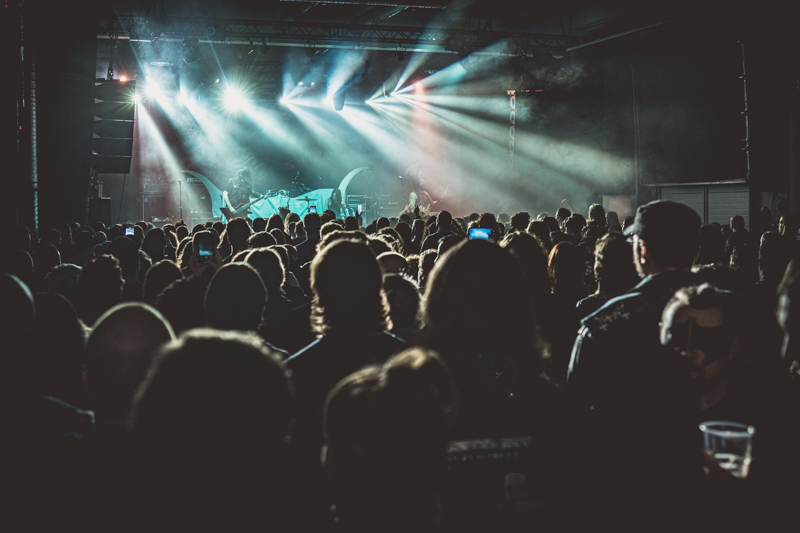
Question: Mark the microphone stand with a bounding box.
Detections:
[361,169,380,221]
[178,179,183,222]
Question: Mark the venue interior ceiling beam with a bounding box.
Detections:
[279,0,448,7]
[92,16,587,55]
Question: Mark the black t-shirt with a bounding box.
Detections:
[229,186,252,211]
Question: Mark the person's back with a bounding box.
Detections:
[223,217,251,262]
[129,329,298,531]
[323,348,457,533]
[285,240,406,525]
[421,211,453,253]
[576,233,639,319]
[79,302,175,530]
[725,215,751,256]
[69,230,97,267]
[77,255,123,325]
[421,240,566,530]
[204,263,267,332]
[565,200,701,529]
[286,240,406,448]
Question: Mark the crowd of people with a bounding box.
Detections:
[3,199,800,531]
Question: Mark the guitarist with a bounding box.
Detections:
[405,164,447,210]
[223,168,259,219]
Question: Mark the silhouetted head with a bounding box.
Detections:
[226,218,252,251]
[510,212,530,232]
[377,252,408,275]
[143,260,183,306]
[108,236,140,280]
[246,248,285,299]
[131,329,293,518]
[324,347,457,531]
[78,255,123,324]
[142,228,166,261]
[304,212,322,233]
[266,214,283,233]
[588,203,606,225]
[383,274,422,330]
[154,278,207,334]
[86,302,175,422]
[311,240,389,336]
[42,263,82,307]
[423,240,536,384]
[500,231,550,299]
[205,263,267,332]
[625,200,701,275]
[548,242,585,293]
[593,232,639,296]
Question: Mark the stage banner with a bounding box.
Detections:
[250,189,332,218]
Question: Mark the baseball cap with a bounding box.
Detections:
[624,200,701,245]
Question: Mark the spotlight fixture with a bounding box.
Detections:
[182,36,200,64]
[247,39,256,55]
[298,82,303,86]
[445,35,473,60]
[143,82,161,99]
[119,75,127,82]
[305,47,316,58]
[332,90,346,111]
[223,84,246,111]
[397,50,406,61]
[215,79,220,83]
[415,82,423,90]
[260,39,269,56]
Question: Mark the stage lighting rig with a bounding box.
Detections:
[445,36,472,59]
[331,90,346,111]
[182,36,200,64]
[142,82,163,100]
[223,84,247,111]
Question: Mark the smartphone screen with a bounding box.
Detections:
[469,227,494,242]
[125,227,135,236]
[357,204,363,215]
[310,206,317,213]
[197,242,213,257]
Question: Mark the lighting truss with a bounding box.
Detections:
[92,16,587,55]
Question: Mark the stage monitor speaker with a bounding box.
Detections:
[88,197,111,226]
[185,178,213,217]
[142,193,171,222]
[92,80,136,174]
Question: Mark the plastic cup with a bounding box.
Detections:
[699,421,756,479]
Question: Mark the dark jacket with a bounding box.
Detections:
[564,269,701,527]
[566,269,697,414]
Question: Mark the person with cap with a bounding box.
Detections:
[562,200,702,530]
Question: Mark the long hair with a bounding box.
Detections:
[233,167,253,189]
[310,240,390,336]
[422,240,541,391]
[548,242,587,298]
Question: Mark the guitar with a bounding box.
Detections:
[220,193,267,220]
